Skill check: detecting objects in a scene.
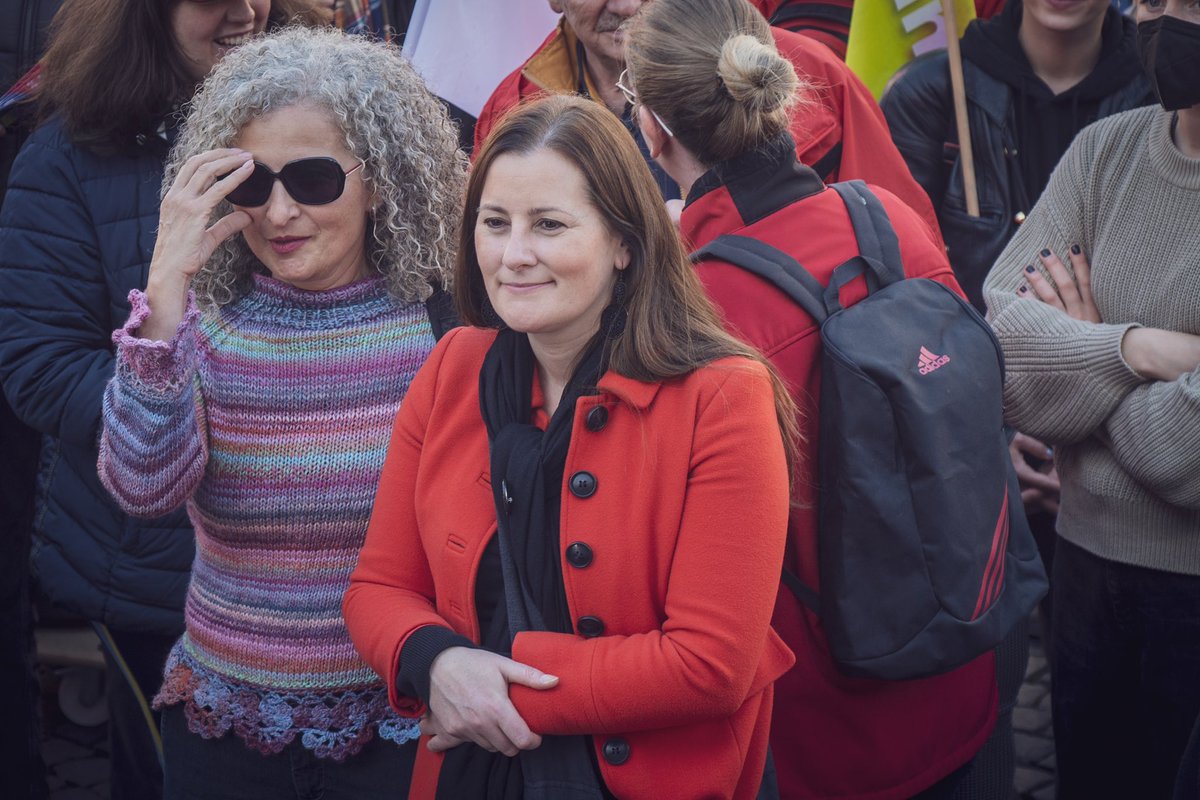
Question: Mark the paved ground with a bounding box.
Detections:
[37,626,111,800]
[1015,632,1055,800]
[42,705,110,800]
[37,628,1057,800]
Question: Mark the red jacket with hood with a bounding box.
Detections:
[682,133,998,799]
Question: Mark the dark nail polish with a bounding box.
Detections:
[1071,244,1081,255]
[1040,248,1051,258]
[1025,264,1035,273]
[1018,285,1028,293]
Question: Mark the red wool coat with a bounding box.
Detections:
[344,327,795,799]
[682,138,998,799]
[473,20,942,246]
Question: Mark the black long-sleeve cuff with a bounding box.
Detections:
[396,625,477,703]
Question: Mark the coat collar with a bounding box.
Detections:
[524,350,662,414]
[522,19,601,100]
[963,66,1012,130]
[685,133,824,225]
[596,370,661,411]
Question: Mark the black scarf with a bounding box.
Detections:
[435,327,610,800]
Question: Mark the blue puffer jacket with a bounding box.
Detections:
[0,116,191,636]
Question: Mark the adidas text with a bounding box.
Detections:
[917,346,950,375]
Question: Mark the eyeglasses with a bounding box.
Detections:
[225,157,365,207]
[615,69,674,138]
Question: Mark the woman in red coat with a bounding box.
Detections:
[344,94,797,799]
[625,1,999,798]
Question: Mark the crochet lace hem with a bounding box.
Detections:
[153,647,419,761]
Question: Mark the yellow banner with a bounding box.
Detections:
[845,0,975,99]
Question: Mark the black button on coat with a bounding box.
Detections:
[602,738,631,766]
[566,541,593,568]
[576,615,605,638]
[569,470,597,498]
[585,405,608,432]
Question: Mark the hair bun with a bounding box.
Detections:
[716,33,798,114]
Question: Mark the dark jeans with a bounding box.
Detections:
[1028,510,1057,658]
[1052,537,1200,800]
[161,704,417,800]
[105,628,178,800]
[1177,714,1200,800]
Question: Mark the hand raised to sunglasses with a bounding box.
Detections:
[140,149,257,341]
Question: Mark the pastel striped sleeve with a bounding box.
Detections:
[99,289,208,518]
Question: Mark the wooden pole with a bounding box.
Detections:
[940,0,979,217]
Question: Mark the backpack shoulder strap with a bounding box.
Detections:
[423,284,461,341]
[810,141,844,183]
[830,181,906,288]
[782,567,821,615]
[691,234,829,323]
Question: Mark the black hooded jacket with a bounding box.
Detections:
[881,0,1153,310]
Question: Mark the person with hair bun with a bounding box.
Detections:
[625,0,999,797]
[96,26,465,798]
[473,1,943,240]
[345,92,798,800]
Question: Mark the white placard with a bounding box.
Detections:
[403,0,563,117]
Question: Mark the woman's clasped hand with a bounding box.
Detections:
[422,647,558,756]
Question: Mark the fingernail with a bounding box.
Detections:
[1018,285,1028,294]
[1024,265,1035,273]
[540,674,558,684]
[1070,244,1081,255]
[1039,248,1051,258]
[1045,447,1054,458]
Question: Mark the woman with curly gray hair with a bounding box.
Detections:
[96,25,465,799]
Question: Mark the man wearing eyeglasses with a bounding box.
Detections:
[473,0,943,240]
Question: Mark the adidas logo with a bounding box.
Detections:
[918,346,950,375]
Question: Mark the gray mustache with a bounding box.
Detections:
[595,13,629,33]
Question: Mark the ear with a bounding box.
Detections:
[548,0,564,13]
[615,241,631,271]
[637,105,668,160]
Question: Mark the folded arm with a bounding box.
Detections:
[982,140,1144,444]
[1103,368,1200,509]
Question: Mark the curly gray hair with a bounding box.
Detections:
[167,26,467,307]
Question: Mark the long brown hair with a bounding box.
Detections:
[625,0,808,167]
[455,95,801,475]
[37,0,316,152]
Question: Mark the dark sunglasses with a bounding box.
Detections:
[225,156,365,207]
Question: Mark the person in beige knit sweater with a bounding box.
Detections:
[982,1,1200,794]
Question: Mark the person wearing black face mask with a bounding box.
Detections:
[980,0,1200,795]
[1137,3,1200,113]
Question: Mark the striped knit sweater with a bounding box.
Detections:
[99,274,435,759]
[983,106,1200,575]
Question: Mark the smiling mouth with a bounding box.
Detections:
[270,236,308,254]
[215,33,254,47]
[503,281,552,291]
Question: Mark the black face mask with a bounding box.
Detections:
[1136,15,1200,112]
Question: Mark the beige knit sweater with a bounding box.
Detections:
[983,106,1200,576]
